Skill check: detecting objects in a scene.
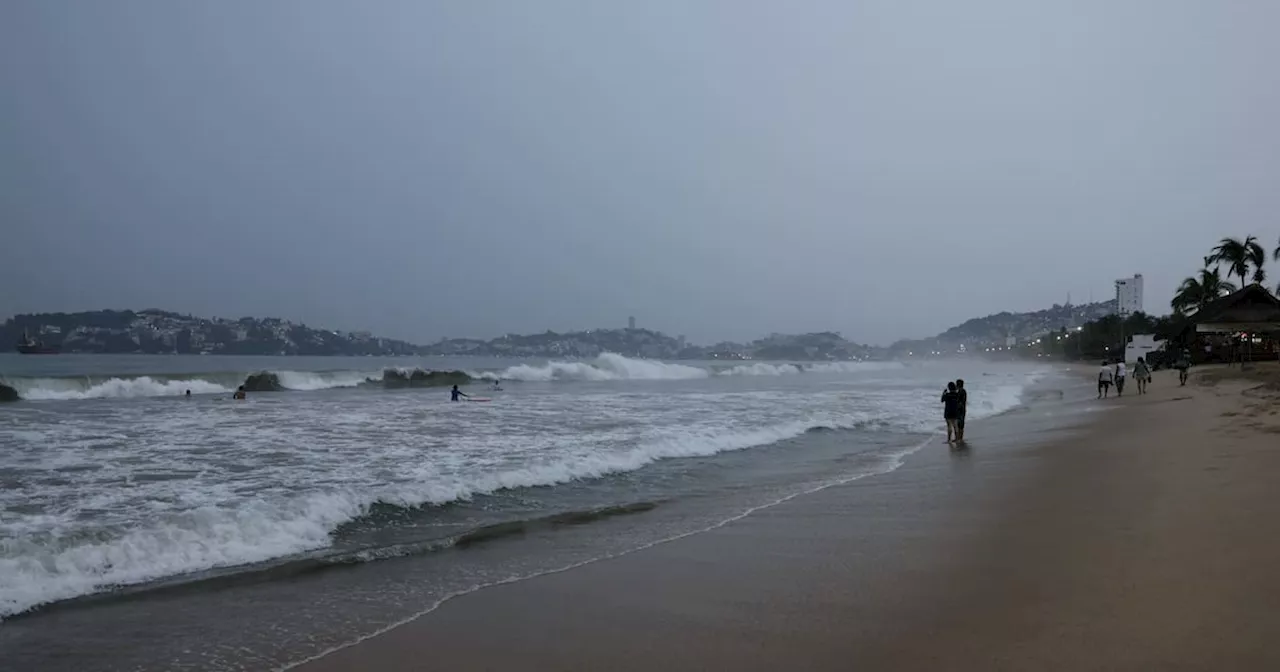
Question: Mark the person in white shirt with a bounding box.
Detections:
[1097,361,1113,399]
[1114,360,1128,396]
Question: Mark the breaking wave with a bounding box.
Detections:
[473,354,904,382]
[12,376,237,400]
[2,355,904,401]
[716,361,904,376]
[472,353,709,382]
[0,358,1044,618]
[1,416,871,618]
[273,370,374,391]
[2,371,377,401]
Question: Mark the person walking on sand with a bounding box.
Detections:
[941,381,962,443]
[1133,357,1151,395]
[1174,349,1191,386]
[955,379,968,441]
[1114,359,1127,397]
[1097,361,1113,398]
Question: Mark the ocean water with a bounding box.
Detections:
[0,353,1052,670]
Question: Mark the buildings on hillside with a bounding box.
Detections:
[3,310,419,356]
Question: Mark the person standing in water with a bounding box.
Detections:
[1097,361,1113,398]
[450,385,468,402]
[955,379,968,441]
[941,381,961,443]
[232,386,246,400]
[1133,357,1151,395]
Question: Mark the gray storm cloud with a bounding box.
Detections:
[3,0,1276,344]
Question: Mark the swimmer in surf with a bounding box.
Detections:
[232,386,246,400]
[451,385,468,401]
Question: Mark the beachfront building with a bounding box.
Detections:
[1115,274,1143,316]
[1194,284,1280,335]
[1125,334,1160,365]
[1191,284,1280,363]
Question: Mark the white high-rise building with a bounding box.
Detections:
[1115,274,1144,316]
[628,316,636,330]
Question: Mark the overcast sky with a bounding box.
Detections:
[3,1,1277,345]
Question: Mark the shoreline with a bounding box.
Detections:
[297,366,1280,671]
[0,361,1049,672]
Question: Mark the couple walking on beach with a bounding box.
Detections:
[1097,360,1123,398]
[1098,358,1153,398]
[940,379,967,443]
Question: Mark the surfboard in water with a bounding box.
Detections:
[466,397,492,403]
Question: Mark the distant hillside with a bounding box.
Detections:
[424,329,876,361]
[4,310,881,360]
[2,310,419,356]
[425,328,688,359]
[891,299,1119,353]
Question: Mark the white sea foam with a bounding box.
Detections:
[717,362,806,376]
[275,370,375,391]
[5,356,908,401]
[14,376,234,400]
[7,370,377,400]
[0,360,1049,619]
[280,432,942,672]
[477,354,905,382]
[478,353,710,382]
[716,360,904,376]
[0,418,843,619]
[978,383,1031,416]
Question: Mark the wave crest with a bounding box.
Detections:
[475,353,709,382]
[14,376,234,400]
[2,355,907,401]
[0,417,843,618]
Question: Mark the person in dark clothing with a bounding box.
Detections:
[1174,349,1191,386]
[941,381,961,443]
[450,385,468,402]
[955,379,968,441]
[232,386,246,400]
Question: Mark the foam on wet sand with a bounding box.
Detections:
[297,366,1280,671]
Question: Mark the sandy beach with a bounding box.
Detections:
[297,366,1280,672]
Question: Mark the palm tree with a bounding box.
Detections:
[1210,236,1266,289]
[1171,266,1236,315]
[1274,235,1280,293]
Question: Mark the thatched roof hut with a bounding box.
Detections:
[1193,284,1280,334]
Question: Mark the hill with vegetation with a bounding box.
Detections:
[889,300,1118,355]
[2,310,419,356]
